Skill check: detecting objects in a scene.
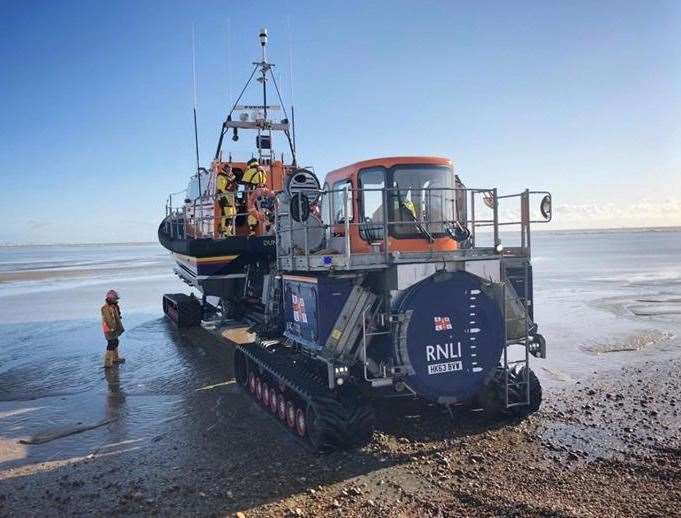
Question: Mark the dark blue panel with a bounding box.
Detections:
[393,271,503,403]
[283,276,353,352]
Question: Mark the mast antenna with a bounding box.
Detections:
[226,17,232,107]
[287,15,295,109]
[287,15,297,160]
[191,23,203,232]
[259,27,268,62]
[259,27,269,123]
[192,23,201,174]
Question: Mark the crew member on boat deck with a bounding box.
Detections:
[242,158,268,188]
[101,290,125,368]
[217,164,238,236]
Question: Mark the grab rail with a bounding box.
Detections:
[164,184,551,267]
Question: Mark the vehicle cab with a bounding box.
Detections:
[321,156,467,255]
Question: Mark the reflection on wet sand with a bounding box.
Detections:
[104,367,126,443]
[0,319,235,471]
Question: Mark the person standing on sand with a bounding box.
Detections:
[101,289,125,368]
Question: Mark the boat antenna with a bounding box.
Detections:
[191,23,203,231]
[192,24,201,175]
[226,17,232,111]
[259,27,268,122]
[287,15,297,161]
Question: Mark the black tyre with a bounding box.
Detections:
[307,389,375,453]
[306,403,337,453]
[478,366,542,417]
[338,386,375,448]
[512,366,542,416]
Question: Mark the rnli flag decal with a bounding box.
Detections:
[433,316,452,331]
[292,294,308,323]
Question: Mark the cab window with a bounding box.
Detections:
[391,165,453,237]
[358,167,386,242]
[331,180,353,224]
[359,168,385,223]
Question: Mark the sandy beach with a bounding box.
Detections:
[1,230,680,516]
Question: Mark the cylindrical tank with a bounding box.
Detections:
[277,213,325,255]
[391,270,504,404]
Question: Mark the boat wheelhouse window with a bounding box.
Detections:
[391,165,454,238]
[185,170,211,202]
[331,180,353,224]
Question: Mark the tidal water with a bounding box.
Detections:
[0,229,680,470]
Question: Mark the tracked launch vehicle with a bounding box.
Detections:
[160,29,553,451]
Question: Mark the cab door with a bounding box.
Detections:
[329,179,353,238]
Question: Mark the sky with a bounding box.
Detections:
[1,0,680,244]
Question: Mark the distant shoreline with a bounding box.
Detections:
[1,225,680,247]
[0,241,159,248]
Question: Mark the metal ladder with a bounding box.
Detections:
[502,259,532,408]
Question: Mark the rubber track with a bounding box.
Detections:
[236,344,374,451]
[237,344,327,400]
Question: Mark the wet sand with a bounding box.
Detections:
[0,324,679,517]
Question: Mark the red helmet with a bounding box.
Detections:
[106,289,120,302]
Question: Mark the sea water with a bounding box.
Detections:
[2,231,681,383]
[0,230,680,468]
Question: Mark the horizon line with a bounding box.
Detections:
[1,224,680,247]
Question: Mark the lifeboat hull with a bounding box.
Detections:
[158,220,275,286]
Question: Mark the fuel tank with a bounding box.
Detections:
[392,270,504,404]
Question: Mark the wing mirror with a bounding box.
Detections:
[483,191,495,209]
[540,194,552,220]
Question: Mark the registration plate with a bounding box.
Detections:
[427,361,463,375]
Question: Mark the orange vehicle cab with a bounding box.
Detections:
[321,156,467,255]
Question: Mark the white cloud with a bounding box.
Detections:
[552,198,681,228]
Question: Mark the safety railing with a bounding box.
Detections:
[163,191,267,240]
[163,184,551,269]
[274,185,551,270]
